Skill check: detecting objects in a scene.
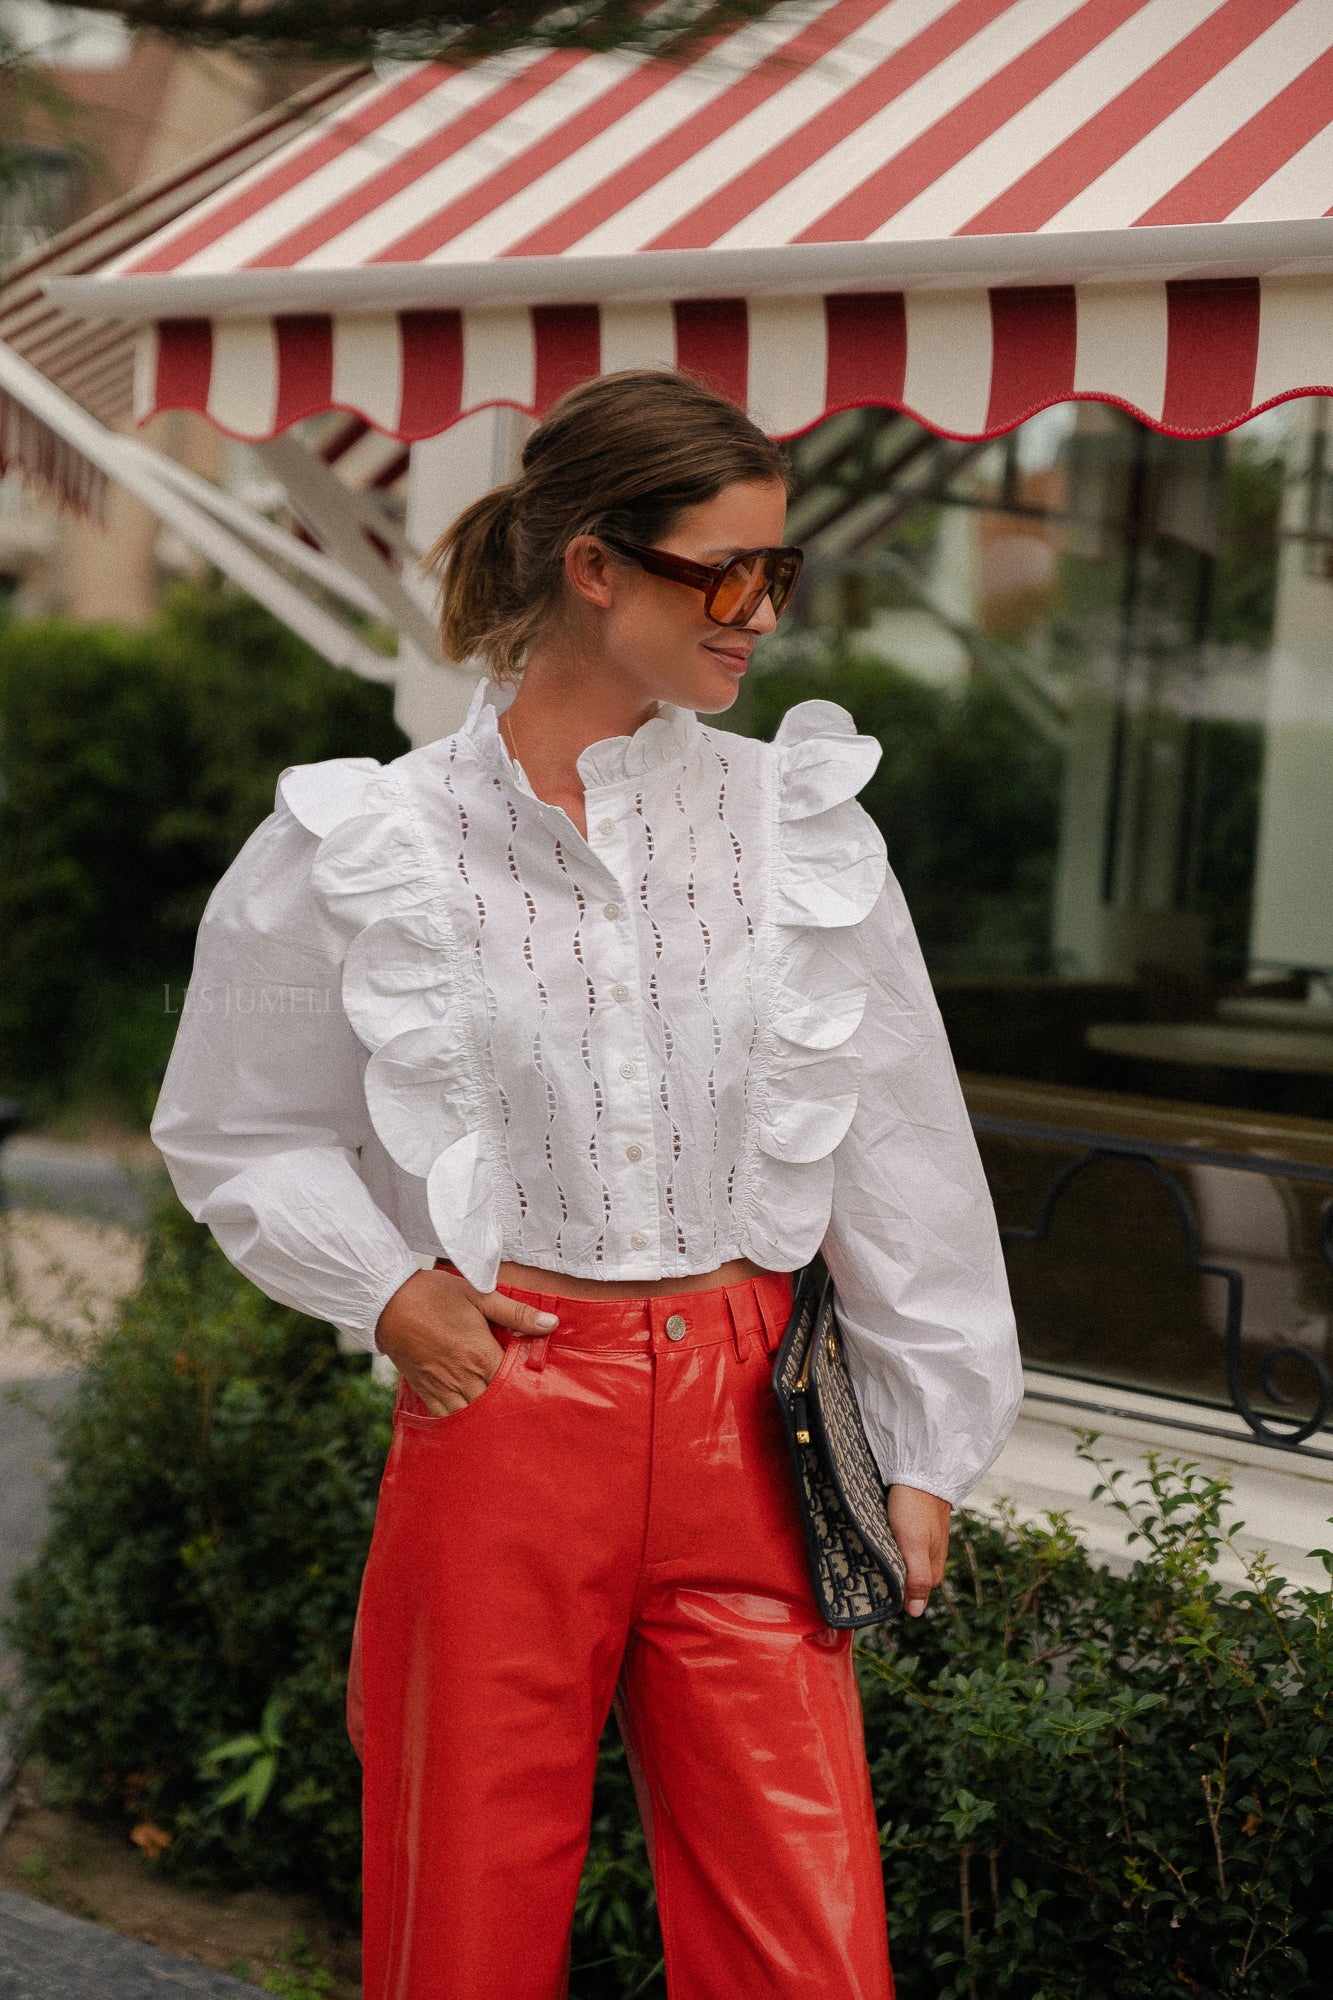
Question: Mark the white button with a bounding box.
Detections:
[626,1144,643,1163]
[629,1232,648,1250]
[611,983,630,1003]
[598,818,615,837]
[665,1313,687,1341]
[603,901,621,920]
[620,1061,637,1079]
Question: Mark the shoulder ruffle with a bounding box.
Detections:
[280,753,504,1292]
[277,756,384,838]
[744,701,888,1270]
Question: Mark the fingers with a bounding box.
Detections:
[373,1270,513,1416]
[478,1289,561,1335]
[894,1525,937,1618]
[373,1274,564,1418]
[886,1484,953,1619]
[417,1288,557,1413]
[903,1552,936,1621]
[399,1331,504,1417]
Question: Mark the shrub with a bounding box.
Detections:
[0,579,407,1127]
[862,1455,1333,1998]
[6,1195,1332,1995]
[2,1187,390,1910]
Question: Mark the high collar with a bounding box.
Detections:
[459,675,703,793]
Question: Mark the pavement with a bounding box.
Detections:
[0,1888,266,1997]
[0,1135,263,1999]
[0,1372,80,1791]
[0,1136,155,1230]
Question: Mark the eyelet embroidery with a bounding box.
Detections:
[283,691,883,1292]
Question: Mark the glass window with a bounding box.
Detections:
[0,143,79,265]
[738,397,1333,1442]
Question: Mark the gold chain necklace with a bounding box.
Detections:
[500,706,519,767]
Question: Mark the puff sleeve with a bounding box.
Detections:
[819,853,1023,1506]
[149,773,423,1350]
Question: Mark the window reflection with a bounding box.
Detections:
[740,396,1333,1432]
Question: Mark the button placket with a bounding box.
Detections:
[582,784,628,877]
[580,792,658,1265]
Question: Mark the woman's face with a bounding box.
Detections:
[564,477,791,715]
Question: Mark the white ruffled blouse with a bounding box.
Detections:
[151,675,1022,1504]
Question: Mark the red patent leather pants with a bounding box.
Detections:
[348,1262,893,2000]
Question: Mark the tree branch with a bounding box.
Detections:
[43,0,787,62]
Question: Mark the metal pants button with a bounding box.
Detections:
[665,1313,687,1341]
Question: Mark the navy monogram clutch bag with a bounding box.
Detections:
[772,1261,907,1629]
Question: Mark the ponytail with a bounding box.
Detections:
[424,369,790,681]
[431,480,532,677]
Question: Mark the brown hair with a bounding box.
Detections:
[427,369,791,680]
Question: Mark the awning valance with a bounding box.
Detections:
[0,379,106,517]
[129,275,1332,442]
[38,0,1333,445]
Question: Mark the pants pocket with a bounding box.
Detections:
[393,1328,526,1431]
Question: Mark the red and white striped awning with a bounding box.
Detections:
[42,0,1333,444]
[1,66,369,431]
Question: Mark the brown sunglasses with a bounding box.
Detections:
[599,535,804,627]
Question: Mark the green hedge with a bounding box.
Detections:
[5,1194,1333,1997]
[861,1485,1333,1998]
[0,580,407,1128]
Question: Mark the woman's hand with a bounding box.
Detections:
[374,1269,560,1416]
[887,1485,952,1618]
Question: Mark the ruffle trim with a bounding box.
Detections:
[745,701,888,1268]
[278,754,504,1292]
[459,674,704,792]
[277,702,889,1291]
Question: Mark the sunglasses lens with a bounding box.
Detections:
[706,554,767,625]
[707,551,804,624]
[768,553,801,617]
[698,549,804,624]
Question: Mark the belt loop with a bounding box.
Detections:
[728,1288,761,1363]
[754,1278,789,1355]
[525,1333,550,1373]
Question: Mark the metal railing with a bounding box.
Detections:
[971,1112,1333,1454]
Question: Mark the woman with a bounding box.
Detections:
[151,369,1022,2000]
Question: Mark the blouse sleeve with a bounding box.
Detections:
[149,794,423,1350]
[820,862,1024,1506]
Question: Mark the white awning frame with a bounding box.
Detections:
[43,217,1333,323]
[0,336,434,684]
